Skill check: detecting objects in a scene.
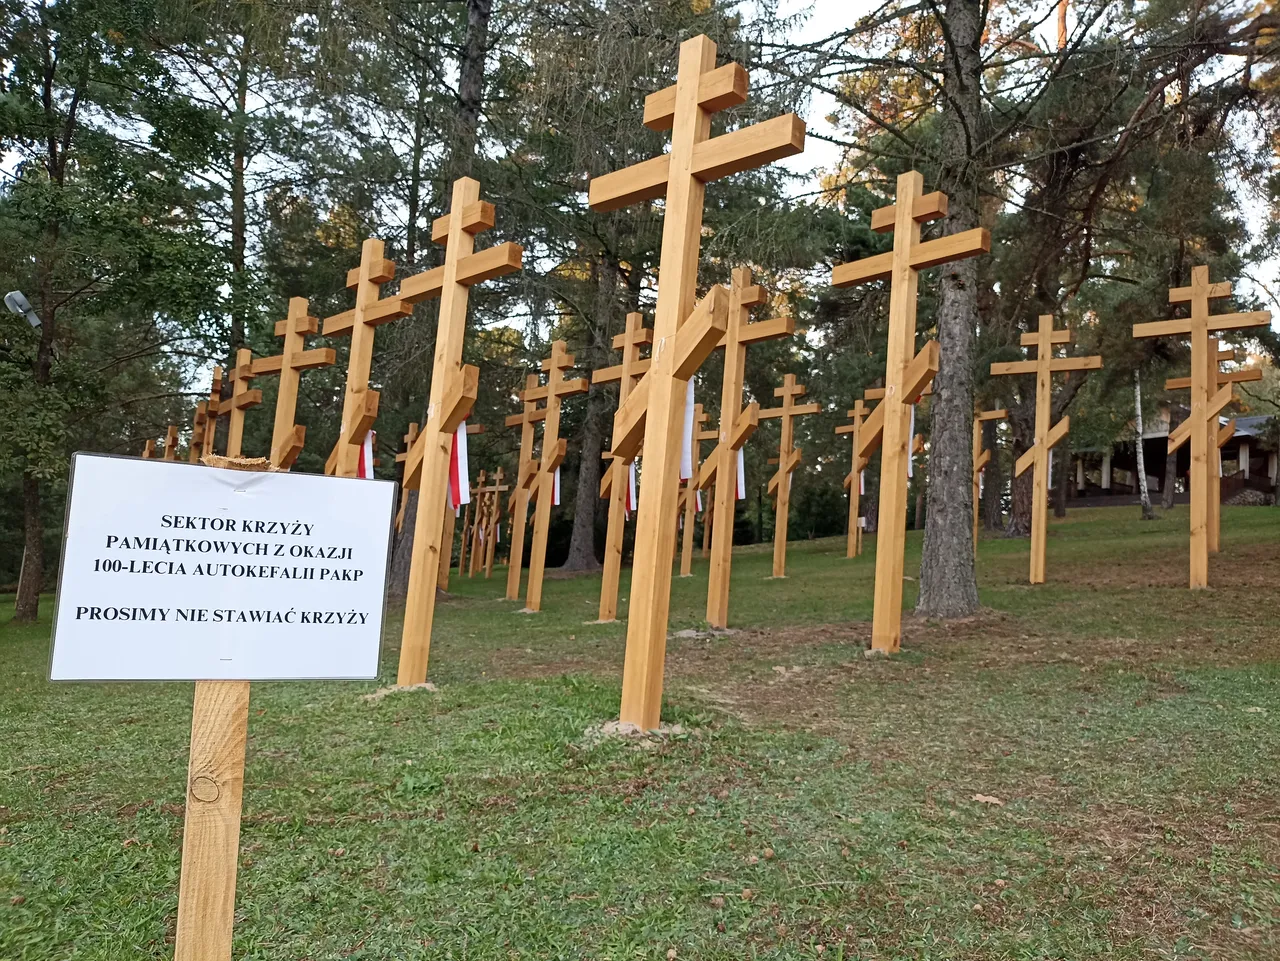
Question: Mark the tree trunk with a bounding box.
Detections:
[982,418,1002,529]
[14,474,44,622]
[1134,370,1154,519]
[917,0,984,618]
[1162,404,1184,509]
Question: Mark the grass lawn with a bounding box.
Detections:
[2,506,1278,959]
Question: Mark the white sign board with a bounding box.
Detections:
[50,454,395,681]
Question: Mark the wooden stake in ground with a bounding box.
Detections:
[592,311,652,622]
[972,408,1007,554]
[522,341,589,611]
[505,374,544,601]
[831,171,988,652]
[397,177,523,685]
[674,404,712,576]
[835,399,870,558]
[702,268,793,627]
[590,35,804,727]
[173,311,331,961]
[162,426,180,461]
[989,314,1102,585]
[1163,335,1263,561]
[759,374,820,578]
[249,297,336,468]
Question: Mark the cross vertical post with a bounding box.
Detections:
[589,35,805,726]
[250,297,336,468]
[483,466,507,577]
[835,400,870,558]
[505,374,544,601]
[990,315,1101,584]
[759,374,820,577]
[468,470,488,577]
[675,404,711,576]
[522,341,588,611]
[201,366,225,459]
[220,349,263,459]
[395,423,420,532]
[189,403,208,464]
[831,171,988,651]
[691,414,719,565]
[971,408,1007,554]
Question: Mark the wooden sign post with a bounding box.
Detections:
[760,374,819,578]
[1143,262,1269,586]
[592,312,652,621]
[831,170,988,652]
[702,268,792,627]
[589,35,804,726]
[504,374,544,601]
[248,297,336,468]
[522,341,588,611]
[835,399,869,558]
[989,314,1102,584]
[972,408,1007,554]
[397,178,522,685]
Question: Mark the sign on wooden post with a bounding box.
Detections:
[703,268,793,628]
[972,408,1007,554]
[831,171,987,651]
[522,341,589,611]
[504,374,544,601]
[759,374,820,578]
[592,311,652,622]
[589,35,804,727]
[990,314,1101,584]
[835,400,870,558]
[396,177,522,685]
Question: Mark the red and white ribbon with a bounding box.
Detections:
[357,430,376,479]
[736,448,746,500]
[448,421,470,509]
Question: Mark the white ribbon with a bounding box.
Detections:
[680,380,695,480]
[736,448,746,500]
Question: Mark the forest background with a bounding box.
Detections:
[2,0,1279,621]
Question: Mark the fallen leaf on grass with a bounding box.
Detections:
[971,794,1005,806]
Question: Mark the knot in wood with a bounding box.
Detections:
[190,775,221,803]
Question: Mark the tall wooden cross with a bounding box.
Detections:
[481,466,508,577]
[972,408,1007,554]
[162,425,179,461]
[219,349,263,459]
[1164,336,1263,560]
[589,35,804,728]
[394,422,420,533]
[592,311,652,621]
[760,374,820,578]
[248,297,336,468]
[522,340,589,612]
[674,404,712,576]
[396,177,524,685]
[831,171,988,652]
[835,399,870,558]
[990,314,1102,585]
[201,366,224,459]
[505,374,544,601]
[702,268,793,628]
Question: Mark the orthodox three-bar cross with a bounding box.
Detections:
[161,425,179,461]
[521,340,588,612]
[467,469,489,576]
[188,403,208,463]
[589,34,804,728]
[1141,264,1270,585]
[247,297,336,468]
[691,410,720,565]
[395,422,420,533]
[972,408,1007,554]
[831,170,987,652]
[505,374,544,601]
[479,466,508,578]
[835,399,870,558]
[989,314,1101,585]
[200,366,224,460]
[760,374,819,578]
[396,177,523,685]
[674,404,711,576]
[592,311,652,621]
[219,350,263,459]
[701,268,792,627]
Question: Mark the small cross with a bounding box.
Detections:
[189,402,208,464]
[971,407,1007,554]
[201,366,224,460]
[218,349,264,459]
[758,374,820,577]
[835,398,871,558]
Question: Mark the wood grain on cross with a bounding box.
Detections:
[522,340,589,611]
[701,267,792,628]
[201,366,224,459]
[396,177,523,685]
[172,302,333,961]
[504,374,544,601]
[589,35,804,727]
[972,408,1007,554]
[219,349,263,458]
[832,171,987,652]
[835,399,870,558]
[674,403,712,576]
[189,402,208,463]
[163,425,179,461]
[1163,336,1263,559]
[990,315,1101,584]
[248,297,336,468]
[592,311,652,621]
[759,374,820,578]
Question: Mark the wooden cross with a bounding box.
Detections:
[171,300,339,961]
[972,408,1007,554]
[248,298,336,468]
[592,312,653,621]
[141,439,156,458]
[1164,337,1263,558]
[467,470,489,577]
[831,171,988,652]
[219,349,263,459]
[673,404,712,576]
[396,177,524,685]
[457,496,474,578]
[201,366,224,459]
[589,35,804,727]
[990,314,1102,585]
[835,399,870,559]
[701,268,793,628]
[692,412,720,564]
[504,374,545,601]
[188,403,208,464]
[162,425,179,461]
[522,340,589,611]
[759,374,820,578]
[480,467,508,578]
